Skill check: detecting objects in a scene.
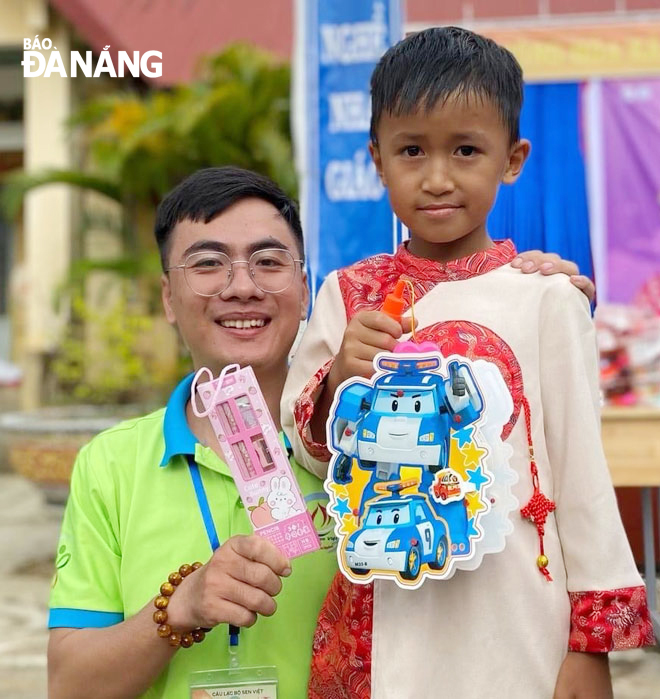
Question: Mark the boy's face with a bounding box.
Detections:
[370,94,529,262]
[161,197,308,379]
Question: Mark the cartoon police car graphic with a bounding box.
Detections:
[327,345,518,587]
[344,492,450,581]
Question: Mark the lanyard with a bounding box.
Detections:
[186,454,239,650]
[186,454,220,552]
[185,436,293,653]
[186,433,293,551]
[186,434,293,552]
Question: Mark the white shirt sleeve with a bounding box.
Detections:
[539,279,643,592]
[281,272,347,478]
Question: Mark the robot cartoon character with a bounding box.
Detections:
[329,351,484,556]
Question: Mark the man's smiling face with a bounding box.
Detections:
[161,197,308,378]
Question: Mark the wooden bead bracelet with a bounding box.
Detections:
[153,562,210,648]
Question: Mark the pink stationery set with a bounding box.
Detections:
[192,364,320,558]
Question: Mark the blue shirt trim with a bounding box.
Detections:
[48,608,124,629]
[160,373,197,466]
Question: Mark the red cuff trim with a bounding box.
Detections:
[293,359,334,462]
[568,586,656,652]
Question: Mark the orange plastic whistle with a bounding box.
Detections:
[381,279,406,322]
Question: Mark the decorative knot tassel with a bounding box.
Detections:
[519,396,556,581]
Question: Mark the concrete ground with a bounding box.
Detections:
[1,473,659,698]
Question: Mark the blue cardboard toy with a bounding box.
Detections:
[325,340,518,588]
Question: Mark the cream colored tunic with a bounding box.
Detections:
[282,261,648,698]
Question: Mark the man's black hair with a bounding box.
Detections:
[370,26,523,144]
[155,167,304,268]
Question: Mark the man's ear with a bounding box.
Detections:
[369,140,386,186]
[502,138,531,184]
[161,273,176,325]
[300,270,310,321]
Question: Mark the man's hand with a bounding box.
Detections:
[511,250,595,303]
[553,651,613,699]
[166,535,291,630]
[327,310,415,392]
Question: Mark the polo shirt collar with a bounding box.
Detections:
[159,372,290,474]
[160,373,197,466]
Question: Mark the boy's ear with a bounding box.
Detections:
[369,140,386,186]
[502,138,531,184]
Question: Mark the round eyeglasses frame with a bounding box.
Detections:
[166,248,304,297]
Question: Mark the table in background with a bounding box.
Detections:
[602,406,660,640]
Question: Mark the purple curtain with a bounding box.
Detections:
[602,79,660,304]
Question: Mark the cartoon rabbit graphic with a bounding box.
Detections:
[267,476,302,521]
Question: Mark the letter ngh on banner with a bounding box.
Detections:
[293,0,403,298]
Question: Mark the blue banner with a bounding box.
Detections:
[296,0,403,297]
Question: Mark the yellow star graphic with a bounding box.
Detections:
[449,445,470,479]
[466,492,487,519]
[460,441,486,468]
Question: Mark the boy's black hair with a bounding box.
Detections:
[370,26,523,144]
[155,167,304,269]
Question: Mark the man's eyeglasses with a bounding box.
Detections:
[166,248,304,296]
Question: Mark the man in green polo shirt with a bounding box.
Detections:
[48,167,338,698]
[47,166,593,698]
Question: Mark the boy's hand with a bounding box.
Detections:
[511,250,595,303]
[328,310,415,392]
[553,651,612,699]
[309,310,414,444]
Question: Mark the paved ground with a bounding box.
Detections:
[1,473,659,698]
[0,475,59,698]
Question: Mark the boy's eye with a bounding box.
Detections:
[403,145,422,157]
[456,145,476,157]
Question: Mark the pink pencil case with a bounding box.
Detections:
[192,364,320,558]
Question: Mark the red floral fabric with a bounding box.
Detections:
[337,239,517,320]
[568,586,655,652]
[415,320,524,440]
[308,573,373,699]
[294,358,335,462]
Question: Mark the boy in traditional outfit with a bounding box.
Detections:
[282,27,654,699]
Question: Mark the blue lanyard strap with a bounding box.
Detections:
[186,454,220,552]
[186,453,240,647]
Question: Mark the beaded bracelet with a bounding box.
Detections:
[153,562,210,648]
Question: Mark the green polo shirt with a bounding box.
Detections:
[49,374,338,698]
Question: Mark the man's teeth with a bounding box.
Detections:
[220,319,266,329]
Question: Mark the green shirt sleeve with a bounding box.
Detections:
[49,439,124,628]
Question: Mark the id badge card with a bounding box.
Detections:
[190,666,278,698]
